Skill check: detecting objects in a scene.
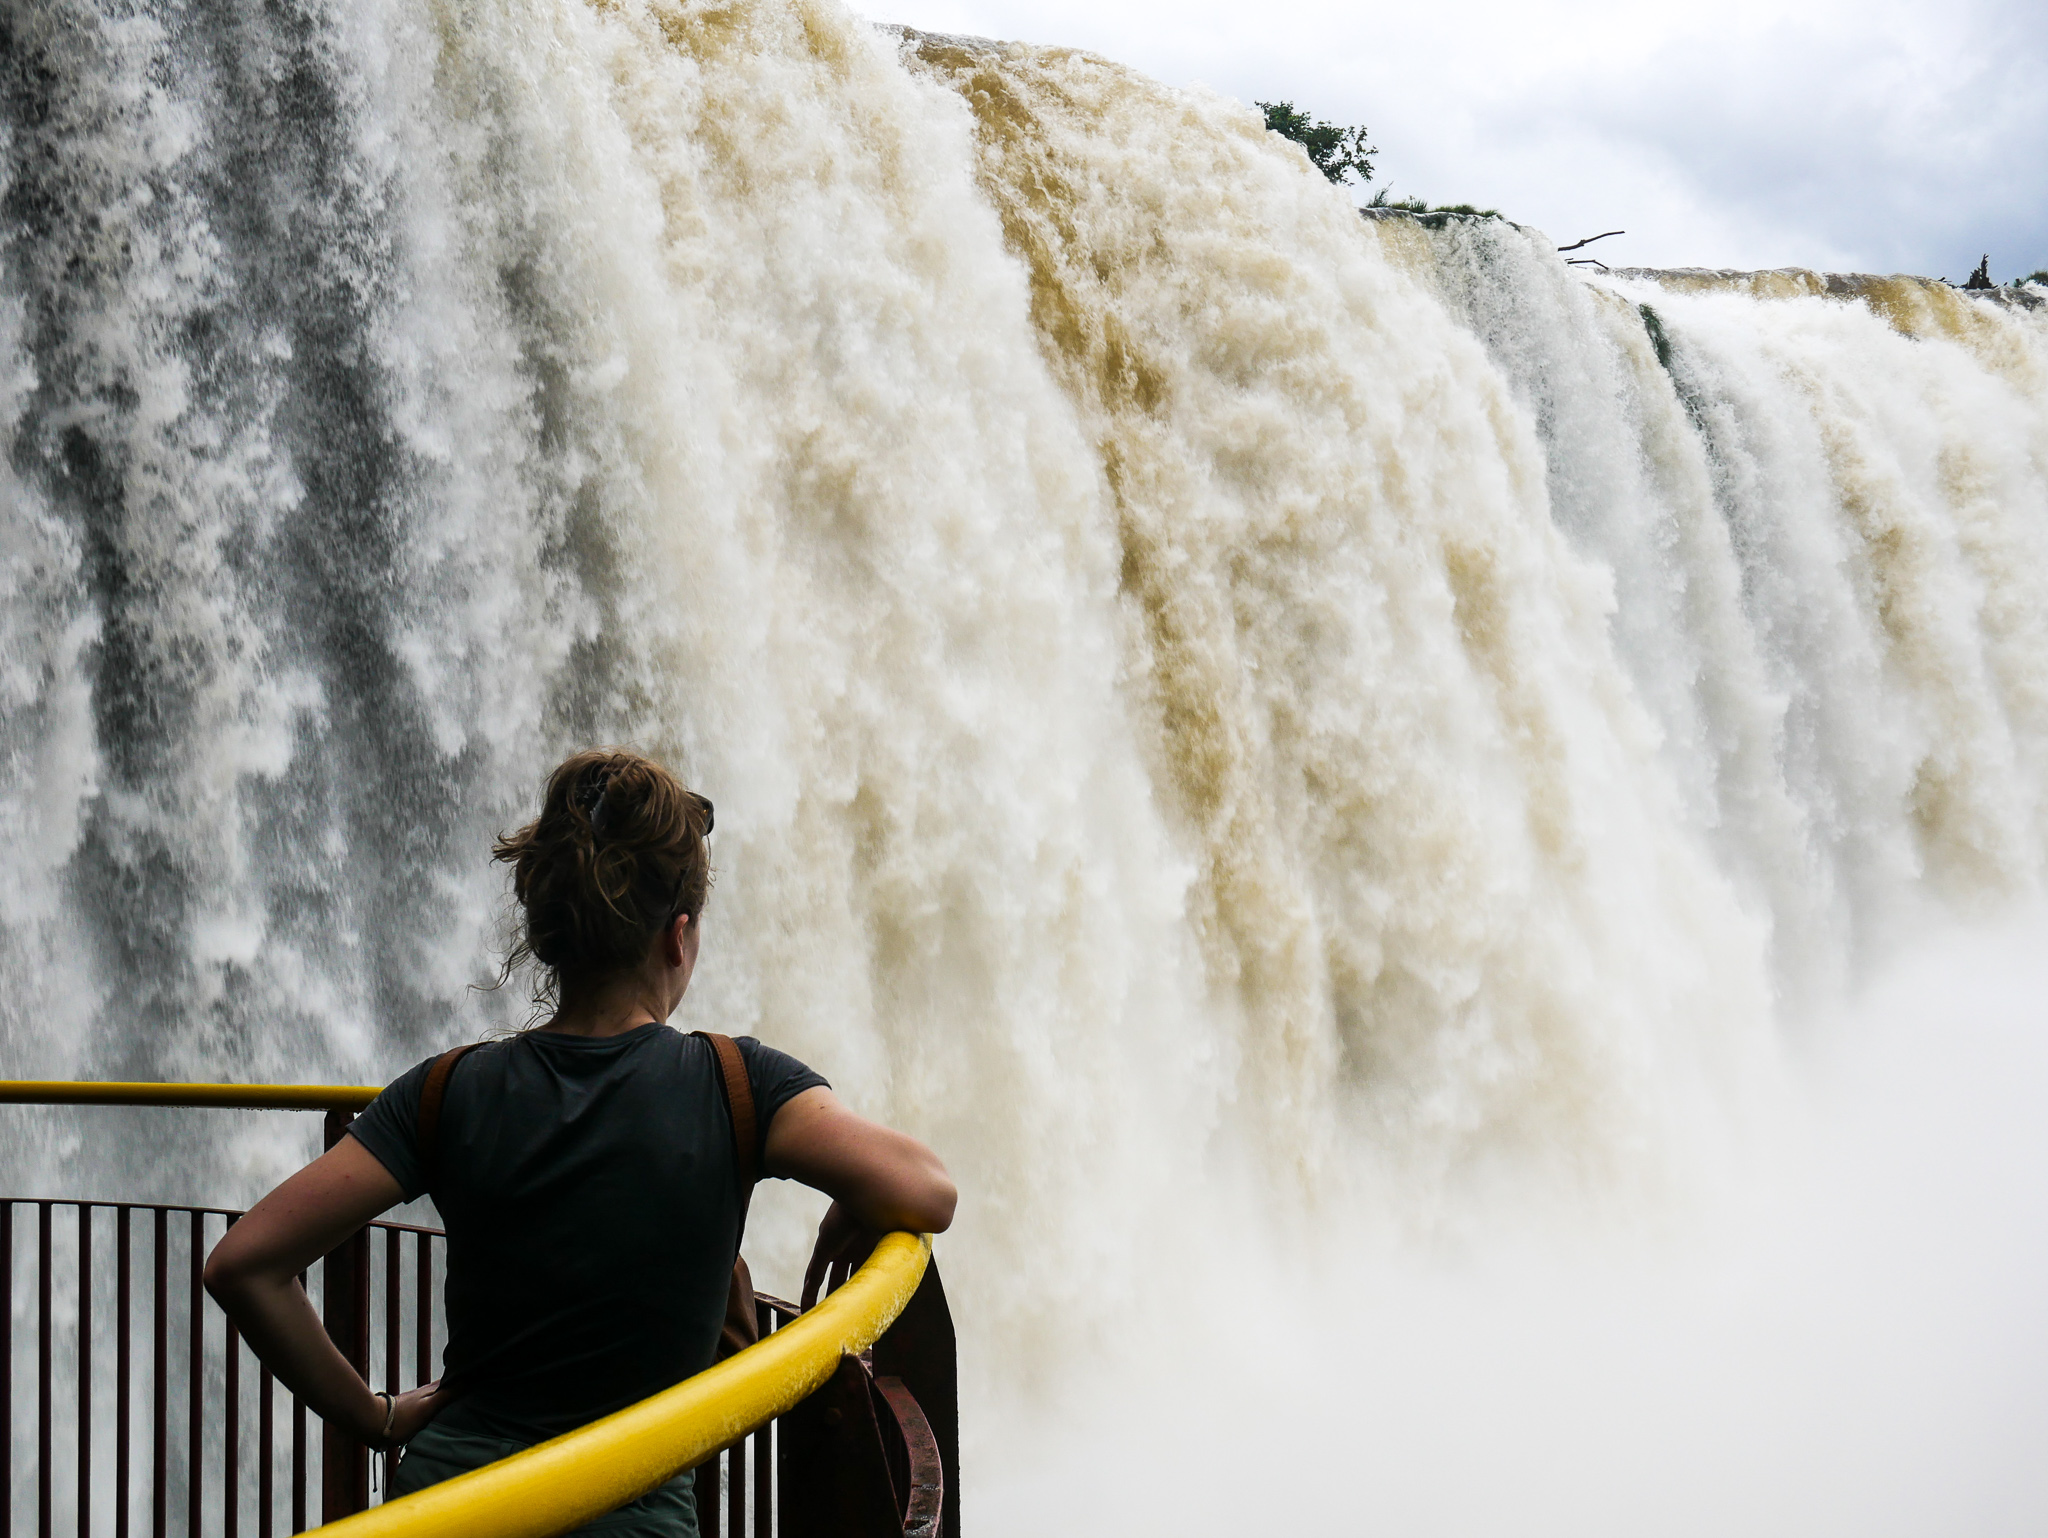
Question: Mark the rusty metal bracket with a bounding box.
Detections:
[874,1377,942,1538]
[870,1260,958,1538]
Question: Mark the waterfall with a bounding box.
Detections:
[4,0,2045,1514]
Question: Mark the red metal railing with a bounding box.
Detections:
[0,1200,441,1538]
[2,1091,955,1538]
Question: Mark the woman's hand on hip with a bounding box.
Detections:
[203,1135,408,1442]
[383,1380,457,1449]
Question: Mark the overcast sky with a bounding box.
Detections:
[882,0,2048,280]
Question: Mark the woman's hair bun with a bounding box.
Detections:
[493,748,713,994]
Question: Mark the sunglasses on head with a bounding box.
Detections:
[580,779,715,840]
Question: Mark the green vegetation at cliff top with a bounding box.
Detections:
[1367,192,1504,219]
[1257,101,1376,187]
[1256,99,1499,219]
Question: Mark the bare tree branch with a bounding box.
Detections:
[1558,230,1625,253]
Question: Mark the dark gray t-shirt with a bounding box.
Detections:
[349,1024,827,1440]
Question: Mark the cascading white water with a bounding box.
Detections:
[1367,218,2048,991]
[4,0,2046,1526]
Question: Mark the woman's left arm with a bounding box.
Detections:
[204,1136,452,1446]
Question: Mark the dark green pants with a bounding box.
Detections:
[390,1419,698,1538]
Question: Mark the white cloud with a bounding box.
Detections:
[877,0,2048,277]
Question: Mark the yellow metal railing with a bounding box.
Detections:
[313,1232,931,1537]
[1,1082,937,1538]
[0,1080,380,1111]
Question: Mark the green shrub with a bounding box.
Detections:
[1257,101,1376,187]
[2024,270,2048,287]
[1256,97,1502,217]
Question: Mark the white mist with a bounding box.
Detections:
[972,910,2048,1536]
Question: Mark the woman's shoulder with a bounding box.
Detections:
[405,1035,518,1086]
[731,1035,831,1118]
[656,1027,828,1101]
[367,1036,525,1120]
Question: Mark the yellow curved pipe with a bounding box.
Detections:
[310,1232,933,1538]
[0,1080,381,1112]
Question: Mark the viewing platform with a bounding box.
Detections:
[0,1082,956,1538]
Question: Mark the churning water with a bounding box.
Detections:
[4,1,2046,1530]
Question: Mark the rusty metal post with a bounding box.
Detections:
[320,1112,370,1521]
[870,1260,959,1538]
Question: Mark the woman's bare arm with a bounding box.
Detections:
[204,1136,452,1444]
[763,1087,956,1234]
[764,1086,957,1302]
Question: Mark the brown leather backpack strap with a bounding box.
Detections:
[415,1043,481,1190]
[693,1030,764,1360]
[692,1029,759,1200]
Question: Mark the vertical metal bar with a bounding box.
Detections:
[151,1212,165,1538]
[289,1266,306,1538]
[350,1228,369,1498]
[224,1314,239,1538]
[224,1216,240,1538]
[413,1236,430,1392]
[258,1368,273,1538]
[728,1433,745,1538]
[225,1219,245,1538]
[382,1229,398,1400]
[751,1302,772,1538]
[118,1209,131,1538]
[76,1207,90,1538]
[288,1395,304,1538]
[3,1203,13,1538]
[753,1416,771,1537]
[38,1203,51,1538]
[413,1237,429,1391]
[188,1212,203,1538]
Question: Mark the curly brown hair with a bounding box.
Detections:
[492,748,713,1005]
